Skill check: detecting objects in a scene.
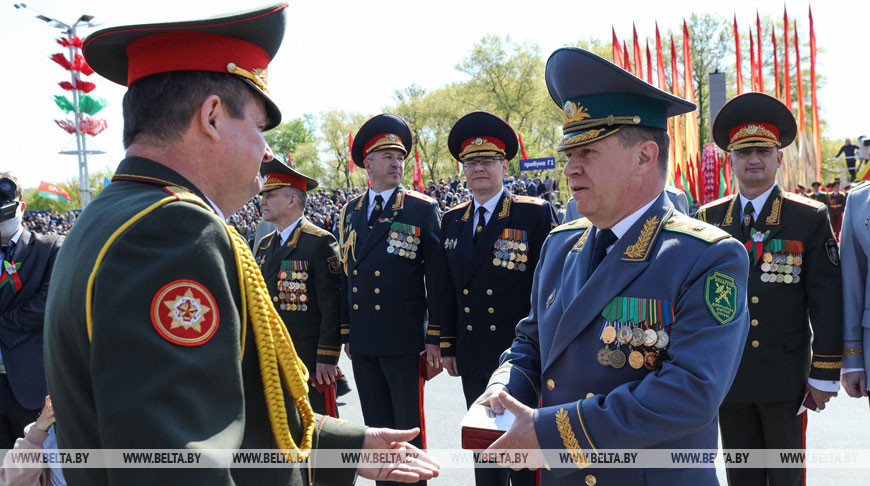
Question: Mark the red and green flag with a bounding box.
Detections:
[38,181,71,203]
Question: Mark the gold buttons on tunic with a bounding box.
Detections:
[466,325,473,331]
[353,304,359,310]
[353,270,358,275]
[751,340,760,348]
[374,288,380,294]
[751,296,759,304]
[585,392,594,398]
[463,289,469,295]
[488,307,495,314]
[486,289,493,296]
[585,474,597,486]
[464,307,471,313]
[489,325,496,331]
[374,305,381,311]
[374,270,381,276]
[352,287,358,293]
[546,379,555,391]
[751,319,759,327]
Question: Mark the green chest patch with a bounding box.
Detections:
[704,271,738,325]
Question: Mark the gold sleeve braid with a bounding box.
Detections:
[222,221,316,462]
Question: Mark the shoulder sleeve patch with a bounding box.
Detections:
[512,195,546,206]
[405,190,437,204]
[550,217,591,234]
[151,279,220,346]
[826,238,840,266]
[664,214,730,243]
[783,192,825,209]
[704,271,738,325]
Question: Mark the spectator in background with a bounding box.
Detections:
[525,177,538,197]
[554,201,565,223]
[0,395,66,486]
[0,174,63,450]
[836,139,860,181]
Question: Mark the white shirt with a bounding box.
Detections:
[740,185,839,392]
[472,191,503,233]
[601,195,659,254]
[367,188,397,219]
[204,196,226,222]
[738,184,776,222]
[278,216,303,247]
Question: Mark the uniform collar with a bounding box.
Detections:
[738,183,776,218]
[278,216,303,245]
[111,157,210,203]
[473,190,503,217]
[368,187,397,207]
[605,193,660,251]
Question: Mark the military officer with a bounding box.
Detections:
[255,160,342,416]
[696,92,842,486]
[42,5,438,485]
[338,114,451,469]
[839,183,870,402]
[566,186,688,222]
[476,48,750,486]
[440,111,555,486]
[809,181,829,205]
[828,180,846,235]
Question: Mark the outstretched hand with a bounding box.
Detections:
[357,427,440,482]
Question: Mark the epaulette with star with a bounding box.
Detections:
[783,192,825,209]
[405,189,437,204]
[664,212,731,244]
[511,195,546,206]
[550,217,591,234]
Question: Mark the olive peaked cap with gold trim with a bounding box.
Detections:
[712,92,796,151]
[447,111,518,161]
[82,3,288,130]
[545,48,696,151]
[351,114,413,168]
[260,159,318,193]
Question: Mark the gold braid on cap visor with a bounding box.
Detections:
[227,62,270,95]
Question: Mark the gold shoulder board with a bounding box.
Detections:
[664,213,730,243]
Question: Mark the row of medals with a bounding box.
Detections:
[598,322,669,370]
[492,239,529,271]
[760,252,802,284]
[275,270,310,312]
[387,231,421,259]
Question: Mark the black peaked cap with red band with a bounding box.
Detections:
[82,3,287,130]
[351,114,413,168]
[260,159,318,193]
[448,111,518,162]
[713,92,797,152]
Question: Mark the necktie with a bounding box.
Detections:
[368,195,384,228]
[589,229,617,276]
[742,201,755,241]
[473,206,487,246]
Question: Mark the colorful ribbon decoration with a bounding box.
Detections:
[0,261,22,293]
[743,229,770,264]
[601,296,675,327]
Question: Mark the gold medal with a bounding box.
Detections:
[609,349,626,369]
[399,249,406,257]
[763,253,773,263]
[291,304,298,311]
[279,292,286,300]
[793,256,803,266]
[628,350,644,369]
[493,258,502,266]
[289,293,296,301]
[300,294,308,302]
[507,261,515,270]
[601,325,617,344]
[597,347,612,366]
[786,255,794,265]
[519,242,527,251]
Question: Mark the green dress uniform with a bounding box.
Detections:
[696,92,843,486]
[255,220,343,416]
[45,158,365,486]
[43,5,365,485]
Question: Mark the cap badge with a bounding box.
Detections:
[746,124,758,134]
[475,137,483,145]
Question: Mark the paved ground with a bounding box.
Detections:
[334,354,870,485]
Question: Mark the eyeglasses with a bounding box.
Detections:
[463,157,504,169]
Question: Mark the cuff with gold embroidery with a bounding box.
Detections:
[534,401,597,479]
[843,341,864,369]
[425,323,440,345]
[810,353,842,381]
[340,323,350,343]
[440,335,456,357]
[316,344,341,365]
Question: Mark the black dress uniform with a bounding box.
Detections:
[696,92,843,486]
[255,160,343,416]
[43,6,365,485]
[338,115,451,461]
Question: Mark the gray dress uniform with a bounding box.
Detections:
[840,182,870,393]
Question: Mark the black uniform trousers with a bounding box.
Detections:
[0,373,40,449]
[461,373,535,486]
[352,353,424,486]
[720,397,806,486]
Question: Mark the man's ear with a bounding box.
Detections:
[196,95,223,143]
[637,140,660,174]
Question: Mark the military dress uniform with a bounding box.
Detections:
[254,160,343,416]
[43,6,365,486]
[488,48,750,486]
[828,190,846,235]
[695,92,843,486]
[338,115,450,459]
[840,183,870,398]
[441,111,555,486]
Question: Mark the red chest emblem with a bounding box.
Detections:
[150,280,219,346]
